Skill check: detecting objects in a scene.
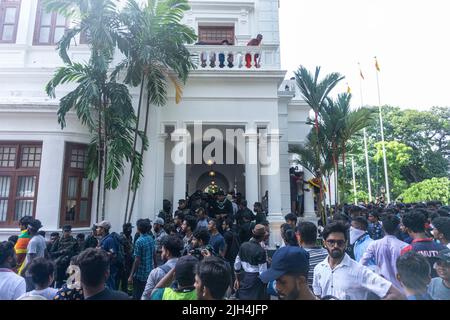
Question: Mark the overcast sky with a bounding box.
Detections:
[279,0,450,110]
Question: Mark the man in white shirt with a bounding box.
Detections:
[0,241,26,300]
[313,222,404,300]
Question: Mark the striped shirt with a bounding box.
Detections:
[303,247,328,288]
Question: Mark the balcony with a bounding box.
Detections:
[187,44,280,71]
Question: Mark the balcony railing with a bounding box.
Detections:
[188,44,279,71]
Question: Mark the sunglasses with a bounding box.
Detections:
[325,239,346,247]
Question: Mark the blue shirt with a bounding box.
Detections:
[133,233,155,281]
[368,222,384,240]
[354,233,375,266]
[209,233,225,256]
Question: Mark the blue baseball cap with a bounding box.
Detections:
[259,246,310,283]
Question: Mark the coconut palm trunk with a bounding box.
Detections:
[127,92,151,223]
[124,74,145,224]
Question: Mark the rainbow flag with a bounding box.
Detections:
[14,230,31,275]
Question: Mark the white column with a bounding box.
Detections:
[264,132,284,247]
[303,169,317,224]
[155,133,167,216]
[35,136,65,231]
[244,131,259,207]
[171,128,188,207]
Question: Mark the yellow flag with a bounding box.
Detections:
[375,57,381,71]
[347,84,351,94]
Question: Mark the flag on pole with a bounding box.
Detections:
[358,62,365,80]
[375,56,381,72]
[347,83,351,94]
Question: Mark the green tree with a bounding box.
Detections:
[374,141,412,199]
[294,66,344,224]
[114,0,197,223]
[401,178,450,204]
[44,0,144,221]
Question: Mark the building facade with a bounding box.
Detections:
[0,0,328,244]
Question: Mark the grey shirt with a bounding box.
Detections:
[141,258,178,300]
[24,235,46,274]
[428,277,450,300]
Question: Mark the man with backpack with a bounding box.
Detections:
[141,234,183,300]
[96,221,123,290]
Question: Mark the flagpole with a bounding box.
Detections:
[358,63,372,203]
[351,156,357,205]
[375,56,391,204]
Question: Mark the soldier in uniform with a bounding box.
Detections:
[49,225,79,288]
[158,199,174,230]
[119,223,134,293]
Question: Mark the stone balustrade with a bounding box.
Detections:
[187,44,279,70]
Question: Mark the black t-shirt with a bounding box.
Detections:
[85,288,130,300]
[223,230,240,263]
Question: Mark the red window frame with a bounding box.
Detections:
[60,143,93,228]
[0,0,21,43]
[0,141,41,228]
[33,0,68,45]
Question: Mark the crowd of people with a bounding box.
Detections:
[0,190,449,301]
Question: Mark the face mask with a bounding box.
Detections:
[350,226,366,245]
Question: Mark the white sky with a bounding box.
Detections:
[279,0,450,110]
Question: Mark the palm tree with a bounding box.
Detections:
[112,0,197,223]
[320,93,376,206]
[294,66,344,224]
[44,0,141,221]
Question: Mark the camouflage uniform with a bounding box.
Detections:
[50,236,79,287]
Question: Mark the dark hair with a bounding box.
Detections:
[196,256,231,300]
[76,233,85,240]
[285,213,298,223]
[368,211,380,219]
[281,223,298,246]
[137,219,151,234]
[19,215,33,227]
[28,219,42,233]
[223,218,233,228]
[209,219,217,228]
[432,217,450,240]
[332,213,350,224]
[296,222,318,244]
[437,209,450,217]
[78,248,109,287]
[322,222,348,241]
[196,207,206,216]
[37,231,46,237]
[161,235,184,258]
[402,211,427,233]
[352,216,368,231]
[29,257,54,287]
[0,241,15,265]
[174,211,185,221]
[382,215,400,235]
[7,235,18,245]
[184,216,197,232]
[396,251,430,290]
[240,200,248,207]
[176,256,198,287]
[193,228,210,245]
[50,232,59,238]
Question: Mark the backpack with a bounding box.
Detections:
[110,232,125,267]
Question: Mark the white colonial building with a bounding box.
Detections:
[0,0,331,244]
